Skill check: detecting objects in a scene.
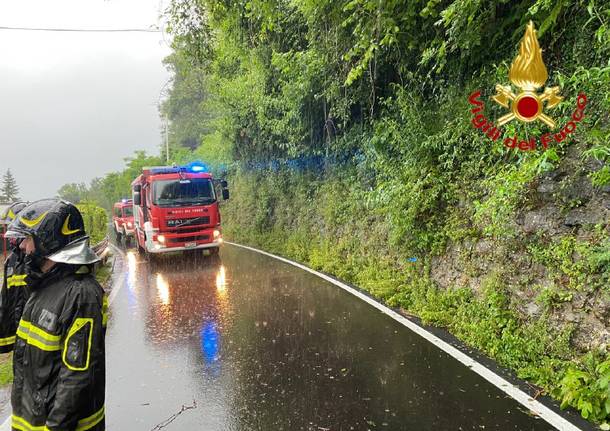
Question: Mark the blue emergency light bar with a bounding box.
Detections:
[145,161,209,175]
[185,161,209,172]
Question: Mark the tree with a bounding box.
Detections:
[56,151,164,210]
[1,169,20,203]
[57,182,89,204]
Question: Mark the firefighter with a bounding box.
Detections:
[0,201,29,353]
[3,199,106,431]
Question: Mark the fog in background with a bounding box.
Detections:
[0,0,172,201]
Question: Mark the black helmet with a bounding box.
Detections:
[6,199,99,265]
[1,201,28,224]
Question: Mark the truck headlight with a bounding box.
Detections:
[127,222,133,228]
[213,230,221,239]
[157,235,165,244]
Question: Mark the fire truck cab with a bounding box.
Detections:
[131,163,229,255]
[112,199,135,244]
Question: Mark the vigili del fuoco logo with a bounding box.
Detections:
[468,21,587,151]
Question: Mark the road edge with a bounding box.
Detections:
[227,241,587,431]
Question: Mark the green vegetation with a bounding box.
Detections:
[95,262,112,287]
[0,169,20,203]
[58,151,163,210]
[223,165,610,422]
[59,0,609,423]
[0,353,13,386]
[77,202,109,244]
[560,354,610,421]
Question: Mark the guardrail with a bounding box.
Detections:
[93,236,111,265]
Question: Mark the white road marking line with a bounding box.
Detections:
[227,241,583,431]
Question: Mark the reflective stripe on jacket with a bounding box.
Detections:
[0,251,29,353]
[11,265,106,431]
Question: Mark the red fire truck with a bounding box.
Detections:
[131,163,229,256]
[112,199,135,244]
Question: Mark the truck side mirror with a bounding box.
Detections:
[221,180,228,188]
[222,189,230,200]
[133,192,141,206]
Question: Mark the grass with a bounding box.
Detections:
[95,260,112,287]
[0,353,12,386]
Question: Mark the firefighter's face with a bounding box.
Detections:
[20,236,36,255]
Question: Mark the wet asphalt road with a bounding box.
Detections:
[105,244,558,431]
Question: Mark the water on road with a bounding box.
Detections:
[106,245,561,430]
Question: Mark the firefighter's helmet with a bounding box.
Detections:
[0,201,28,224]
[6,199,99,265]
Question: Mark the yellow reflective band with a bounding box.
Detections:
[7,274,27,289]
[11,414,48,431]
[61,214,80,236]
[76,406,105,431]
[19,211,48,228]
[12,408,104,431]
[17,320,61,352]
[63,318,93,371]
[19,321,61,342]
[102,295,109,327]
[0,335,16,346]
[7,209,16,221]
[75,266,90,275]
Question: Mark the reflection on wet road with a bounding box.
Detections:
[106,245,557,430]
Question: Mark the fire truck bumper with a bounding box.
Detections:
[146,240,222,254]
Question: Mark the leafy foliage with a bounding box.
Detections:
[57,183,90,204]
[57,151,163,210]
[220,167,608,419]
[77,202,108,244]
[558,355,610,423]
[59,0,610,423]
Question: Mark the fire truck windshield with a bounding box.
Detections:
[123,206,133,217]
[153,178,216,207]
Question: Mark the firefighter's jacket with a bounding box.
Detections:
[9,264,107,431]
[0,250,29,353]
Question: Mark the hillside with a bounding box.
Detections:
[62,0,610,424]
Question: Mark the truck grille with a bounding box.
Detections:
[167,227,205,234]
[167,235,210,244]
[166,216,210,228]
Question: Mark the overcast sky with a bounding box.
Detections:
[0,0,172,201]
